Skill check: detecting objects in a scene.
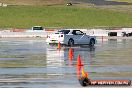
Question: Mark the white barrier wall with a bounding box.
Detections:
[92,29,109,36]
[122,28,132,33]
[0,32,48,38]
[0,28,132,37]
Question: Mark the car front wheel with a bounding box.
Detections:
[89,39,95,46]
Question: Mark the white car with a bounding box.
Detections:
[26,26,44,32]
[46,29,96,46]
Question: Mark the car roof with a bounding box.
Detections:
[33,26,43,27]
[59,29,81,31]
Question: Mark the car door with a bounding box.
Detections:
[71,30,79,44]
[75,30,90,44]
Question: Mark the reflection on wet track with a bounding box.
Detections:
[0,39,132,87]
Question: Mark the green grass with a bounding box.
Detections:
[0,5,132,28]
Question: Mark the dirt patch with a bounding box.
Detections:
[0,0,65,5]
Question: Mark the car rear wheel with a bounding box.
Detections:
[68,39,74,46]
[89,39,95,46]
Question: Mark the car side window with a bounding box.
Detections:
[57,30,70,34]
[64,30,70,34]
[72,30,77,35]
[76,31,84,35]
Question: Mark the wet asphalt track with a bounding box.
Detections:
[0,38,132,88]
[69,0,132,5]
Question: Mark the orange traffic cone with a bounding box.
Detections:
[68,48,73,60]
[76,65,82,79]
[77,54,83,66]
[57,42,61,49]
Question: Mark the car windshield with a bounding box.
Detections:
[55,30,70,34]
[33,27,43,30]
